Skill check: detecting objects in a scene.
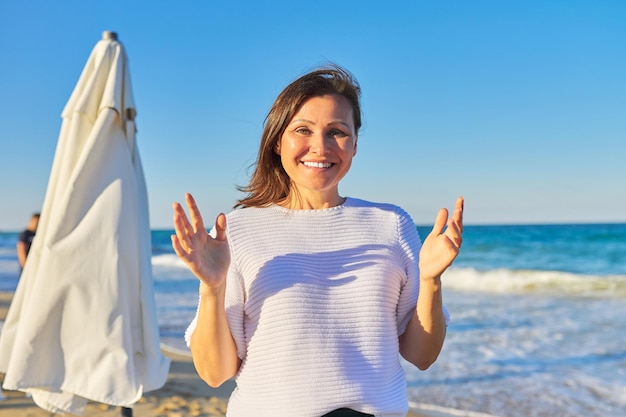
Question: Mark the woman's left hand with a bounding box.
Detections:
[419,196,464,281]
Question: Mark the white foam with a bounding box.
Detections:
[151,253,187,268]
[409,402,501,417]
[151,254,197,281]
[442,267,626,297]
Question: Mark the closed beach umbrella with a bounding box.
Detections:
[0,31,170,414]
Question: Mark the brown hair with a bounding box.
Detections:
[235,64,362,208]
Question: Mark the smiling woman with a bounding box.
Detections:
[171,64,464,417]
[275,94,357,209]
[235,65,363,210]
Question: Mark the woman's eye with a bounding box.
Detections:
[330,129,348,138]
[295,127,312,135]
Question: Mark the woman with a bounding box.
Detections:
[172,65,463,417]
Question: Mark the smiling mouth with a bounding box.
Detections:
[302,161,333,168]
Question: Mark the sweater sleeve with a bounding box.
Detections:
[183,225,221,347]
[395,208,451,330]
[184,225,247,361]
[395,208,421,335]
[224,263,246,360]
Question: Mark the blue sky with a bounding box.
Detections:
[1,0,624,230]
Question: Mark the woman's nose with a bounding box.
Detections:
[310,132,329,155]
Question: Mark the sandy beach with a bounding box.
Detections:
[0,291,442,417]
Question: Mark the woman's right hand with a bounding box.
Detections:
[171,193,230,290]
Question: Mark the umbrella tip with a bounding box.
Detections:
[102,31,118,41]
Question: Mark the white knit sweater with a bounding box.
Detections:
[186,197,423,417]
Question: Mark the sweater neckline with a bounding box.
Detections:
[271,197,351,213]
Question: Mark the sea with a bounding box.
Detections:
[0,223,625,417]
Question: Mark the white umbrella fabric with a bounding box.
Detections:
[0,31,170,415]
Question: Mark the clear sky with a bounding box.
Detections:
[1,0,624,230]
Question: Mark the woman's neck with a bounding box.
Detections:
[279,190,345,210]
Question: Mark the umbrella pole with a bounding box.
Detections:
[121,406,133,417]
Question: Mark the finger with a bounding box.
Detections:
[453,196,464,233]
[431,208,449,236]
[173,203,193,239]
[214,213,227,241]
[170,234,187,259]
[172,201,193,248]
[446,218,463,248]
[185,193,206,233]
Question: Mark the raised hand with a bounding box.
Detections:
[171,193,231,289]
[419,196,464,281]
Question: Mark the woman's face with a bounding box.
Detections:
[276,94,357,208]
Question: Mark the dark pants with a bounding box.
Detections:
[321,408,374,417]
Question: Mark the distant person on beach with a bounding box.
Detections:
[172,65,464,417]
[17,212,40,273]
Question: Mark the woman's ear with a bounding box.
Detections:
[353,138,358,156]
[274,141,281,155]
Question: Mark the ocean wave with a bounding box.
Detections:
[150,255,626,297]
[151,254,198,283]
[409,402,500,417]
[152,253,186,268]
[0,247,17,260]
[442,267,626,297]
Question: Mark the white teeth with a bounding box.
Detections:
[303,161,332,168]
